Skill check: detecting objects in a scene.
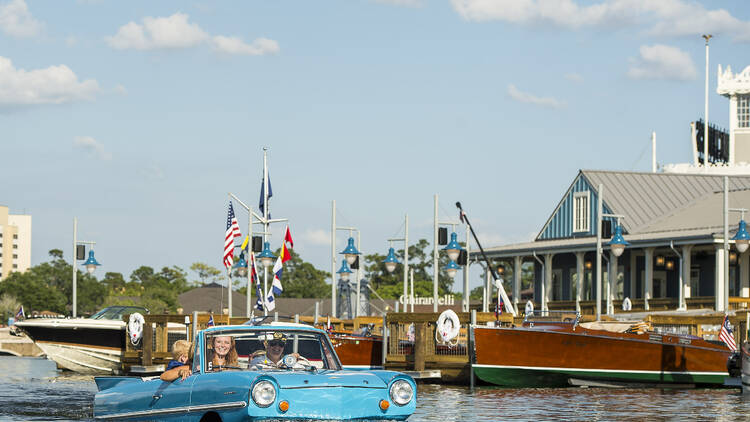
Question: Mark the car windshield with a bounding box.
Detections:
[203,329,341,373]
[89,306,148,320]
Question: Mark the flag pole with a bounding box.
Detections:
[263,147,269,316]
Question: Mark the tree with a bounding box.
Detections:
[271,248,330,298]
[363,238,456,299]
[0,294,21,323]
[190,262,225,287]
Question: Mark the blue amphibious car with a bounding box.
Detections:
[94,323,416,421]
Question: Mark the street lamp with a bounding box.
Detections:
[233,252,248,277]
[72,217,99,318]
[443,232,463,262]
[340,237,361,266]
[595,183,628,321]
[608,224,630,257]
[443,260,460,278]
[82,250,101,275]
[337,260,353,282]
[257,241,276,269]
[732,218,750,254]
[383,247,399,274]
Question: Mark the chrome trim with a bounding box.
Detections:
[94,401,247,420]
[282,385,383,390]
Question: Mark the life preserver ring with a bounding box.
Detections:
[128,313,145,346]
[435,310,461,345]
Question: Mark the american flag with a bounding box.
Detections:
[223,201,242,269]
[719,315,737,351]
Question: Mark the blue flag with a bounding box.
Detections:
[15,305,24,320]
[207,314,214,327]
[259,175,272,218]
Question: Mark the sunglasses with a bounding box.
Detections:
[268,340,285,348]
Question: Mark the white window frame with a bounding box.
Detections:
[572,191,590,233]
[739,95,749,129]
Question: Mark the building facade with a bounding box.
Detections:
[478,171,750,315]
[0,206,32,280]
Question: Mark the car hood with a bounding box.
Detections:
[266,370,389,389]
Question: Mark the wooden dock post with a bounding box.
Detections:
[142,322,153,366]
[414,322,427,372]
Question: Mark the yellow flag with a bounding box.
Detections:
[240,235,249,251]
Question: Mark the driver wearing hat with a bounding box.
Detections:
[250,332,307,369]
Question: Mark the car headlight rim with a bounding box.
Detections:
[251,380,277,408]
[389,379,413,406]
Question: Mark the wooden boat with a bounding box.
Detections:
[472,312,732,388]
[328,331,383,370]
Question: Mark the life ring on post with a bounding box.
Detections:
[435,309,461,346]
[128,313,145,346]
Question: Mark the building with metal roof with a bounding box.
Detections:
[478,170,750,316]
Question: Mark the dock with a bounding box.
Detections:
[0,327,43,357]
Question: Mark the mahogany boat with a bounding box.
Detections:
[328,331,383,370]
[472,312,732,388]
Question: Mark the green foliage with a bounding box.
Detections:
[189,262,225,286]
[363,238,456,300]
[272,248,331,298]
[0,294,21,322]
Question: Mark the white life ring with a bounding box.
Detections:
[128,313,145,346]
[622,297,632,311]
[525,300,534,316]
[435,310,461,345]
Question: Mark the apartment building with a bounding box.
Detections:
[0,206,32,280]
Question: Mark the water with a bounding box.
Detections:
[2,356,750,421]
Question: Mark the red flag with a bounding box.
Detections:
[223,201,242,269]
[284,225,294,248]
[280,243,291,263]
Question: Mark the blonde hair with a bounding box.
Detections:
[172,340,192,361]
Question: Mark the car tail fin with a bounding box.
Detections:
[94,376,141,391]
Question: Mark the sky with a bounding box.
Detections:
[2,0,750,295]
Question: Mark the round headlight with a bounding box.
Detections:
[389,380,413,406]
[251,380,276,407]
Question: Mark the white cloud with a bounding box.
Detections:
[301,228,330,246]
[507,84,565,108]
[212,36,279,55]
[0,56,99,107]
[114,84,127,95]
[0,0,43,38]
[107,12,280,55]
[564,72,583,83]
[450,0,750,41]
[74,136,112,160]
[627,44,696,81]
[107,13,208,50]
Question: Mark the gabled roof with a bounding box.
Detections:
[581,170,750,234]
[485,170,750,257]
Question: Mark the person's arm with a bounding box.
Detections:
[161,364,191,381]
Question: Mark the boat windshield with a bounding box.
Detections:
[203,329,342,373]
[523,310,580,326]
[89,306,148,320]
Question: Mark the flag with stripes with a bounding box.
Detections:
[207,314,215,327]
[719,315,737,351]
[15,305,24,320]
[223,201,242,269]
[263,256,285,311]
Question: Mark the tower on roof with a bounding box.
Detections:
[718,64,750,165]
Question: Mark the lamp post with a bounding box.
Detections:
[433,194,463,312]
[331,201,362,318]
[703,34,712,171]
[337,260,354,318]
[384,214,409,312]
[596,184,628,321]
[72,217,100,318]
[722,176,750,311]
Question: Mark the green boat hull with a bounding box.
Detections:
[473,365,728,388]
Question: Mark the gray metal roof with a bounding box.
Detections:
[581,170,750,234]
[481,170,750,258]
